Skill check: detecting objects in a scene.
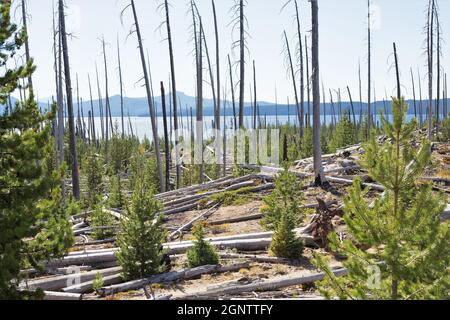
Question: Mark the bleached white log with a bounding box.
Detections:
[43,291,82,300]
[98,262,250,297]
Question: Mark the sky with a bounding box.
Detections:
[16,0,450,103]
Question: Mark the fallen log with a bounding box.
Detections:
[173,268,348,300]
[43,291,82,300]
[19,266,122,291]
[169,202,221,240]
[62,273,124,294]
[98,262,250,297]
[218,253,299,264]
[325,176,385,191]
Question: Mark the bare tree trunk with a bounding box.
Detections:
[196,24,204,184]
[212,0,220,133]
[305,35,311,128]
[410,68,417,119]
[22,0,33,91]
[238,0,245,128]
[329,89,336,127]
[161,82,171,191]
[418,68,424,126]
[393,43,401,99]
[367,0,372,138]
[253,60,257,130]
[95,64,105,141]
[284,31,301,135]
[59,0,80,200]
[102,38,110,163]
[53,5,65,201]
[311,0,324,185]
[427,0,434,140]
[347,86,357,126]
[164,0,181,189]
[358,60,363,126]
[228,54,237,131]
[117,37,125,138]
[435,6,441,130]
[88,75,97,148]
[130,0,165,192]
[445,73,448,119]
[294,0,305,137]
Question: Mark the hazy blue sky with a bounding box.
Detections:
[19,0,450,103]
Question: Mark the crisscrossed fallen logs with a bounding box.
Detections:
[168,202,222,241]
[47,227,317,268]
[172,268,348,300]
[98,262,250,297]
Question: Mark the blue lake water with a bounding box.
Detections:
[88,114,428,142]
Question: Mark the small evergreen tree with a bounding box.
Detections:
[261,165,305,230]
[116,181,167,280]
[329,112,357,152]
[90,203,116,240]
[187,224,219,268]
[108,175,124,209]
[314,98,450,300]
[92,273,104,292]
[84,152,104,208]
[270,210,304,259]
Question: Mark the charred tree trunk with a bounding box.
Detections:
[393,43,401,99]
[311,0,324,185]
[238,0,245,128]
[284,31,301,134]
[418,68,424,126]
[228,54,237,131]
[59,0,80,200]
[164,0,181,189]
[88,75,97,148]
[294,0,305,137]
[367,0,372,138]
[117,37,125,138]
[427,0,434,140]
[130,0,165,192]
[95,64,105,141]
[161,82,171,191]
[22,0,33,91]
[212,0,221,133]
[347,86,357,126]
[102,38,110,163]
[410,67,417,119]
[305,35,311,128]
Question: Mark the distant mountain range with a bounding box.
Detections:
[2,91,448,117]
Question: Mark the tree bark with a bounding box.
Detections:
[161,82,171,191]
[59,0,80,200]
[311,0,324,185]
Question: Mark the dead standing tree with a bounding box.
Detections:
[231,0,247,128]
[282,0,305,136]
[311,0,324,185]
[160,0,181,189]
[126,0,165,192]
[367,0,372,138]
[283,30,301,133]
[21,0,33,91]
[58,0,80,200]
[117,36,125,138]
[426,0,435,140]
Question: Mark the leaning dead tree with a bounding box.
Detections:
[128,0,165,192]
[228,54,237,130]
[311,0,324,185]
[282,0,305,136]
[101,37,110,163]
[283,30,301,133]
[58,0,80,200]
